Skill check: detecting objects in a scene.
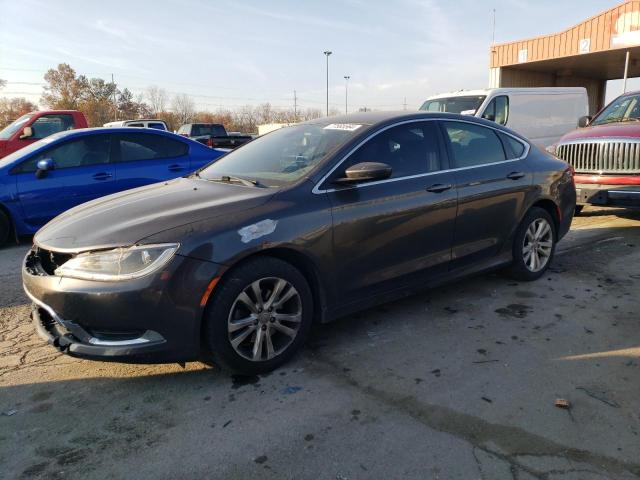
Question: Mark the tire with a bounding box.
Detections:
[0,211,11,247]
[574,205,584,216]
[507,207,556,281]
[202,256,313,375]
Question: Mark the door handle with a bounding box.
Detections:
[426,183,452,193]
[506,171,525,180]
[92,172,112,180]
[168,164,185,172]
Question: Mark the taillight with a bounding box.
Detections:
[207,138,216,147]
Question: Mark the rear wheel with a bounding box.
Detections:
[0,211,11,247]
[507,207,556,281]
[202,256,313,375]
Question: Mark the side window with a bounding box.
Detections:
[118,133,186,162]
[498,132,526,159]
[148,123,166,130]
[127,123,145,128]
[177,125,189,135]
[31,114,75,139]
[338,122,442,180]
[481,96,509,126]
[15,135,111,172]
[443,121,506,168]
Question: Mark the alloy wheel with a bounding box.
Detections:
[227,277,302,362]
[522,218,553,272]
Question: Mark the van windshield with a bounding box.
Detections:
[0,114,33,140]
[420,96,486,115]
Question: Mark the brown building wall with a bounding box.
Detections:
[491,1,640,68]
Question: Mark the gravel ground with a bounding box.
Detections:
[1,206,639,480]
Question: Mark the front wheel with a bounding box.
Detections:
[202,256,313,375]
[507,207,556,281]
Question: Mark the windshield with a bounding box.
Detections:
[0,114,34,140]
[591,94,640,125]
[419,96,486,115]
[192,124,227,137]
[199,123,363,187]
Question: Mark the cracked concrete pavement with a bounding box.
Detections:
[1,206,639,479]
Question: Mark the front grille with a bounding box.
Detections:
[556,140,640,174]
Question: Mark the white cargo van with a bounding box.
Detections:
[103,119,168,130]
[419,87,588,147]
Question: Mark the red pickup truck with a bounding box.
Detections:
[550,91,640,211]
[0,110,88,158]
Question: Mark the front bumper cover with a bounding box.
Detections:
[576,184,640,207]
[23,248,224,364]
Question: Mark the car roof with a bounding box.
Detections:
[299,110,501,128]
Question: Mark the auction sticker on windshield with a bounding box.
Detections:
[323,123,363,131]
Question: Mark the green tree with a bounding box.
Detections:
[41,63,88,109]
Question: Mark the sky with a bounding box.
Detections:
[0,0,632,113]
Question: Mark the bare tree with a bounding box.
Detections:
[172,93,195,125]
[146,85,167,116]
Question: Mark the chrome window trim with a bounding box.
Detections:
[311,117,530,194]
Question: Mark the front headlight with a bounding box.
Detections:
[55,243,179,281]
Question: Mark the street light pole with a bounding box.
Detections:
[323,50,332,116]
[344,75,350,114]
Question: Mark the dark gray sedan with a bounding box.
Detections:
[23,112,576,374]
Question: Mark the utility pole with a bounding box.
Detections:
[112,73,117,121]
[623,51,630,94]
[491,9,496,46]
[293,89,298,119]
[323,50,332,116]
[344,76,350,114]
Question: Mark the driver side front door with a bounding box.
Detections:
[323,120,458,308]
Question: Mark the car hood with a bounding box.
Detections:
[559,123,640,142]
[34,177,276,252]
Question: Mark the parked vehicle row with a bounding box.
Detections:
[0,128,225,245]
[177,123,252,149]
[23,112,576,374]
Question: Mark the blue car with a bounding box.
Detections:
[0,127,225,245]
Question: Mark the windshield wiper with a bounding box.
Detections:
[210,175,265,187]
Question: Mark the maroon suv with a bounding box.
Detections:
[550,91,640,210]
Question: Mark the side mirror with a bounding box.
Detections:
[334,162,392,184]
[35,158,54,179]
[578,115,592,128]
[19,126,33,140]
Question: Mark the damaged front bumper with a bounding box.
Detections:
[27,288,167,360]
[22,245,224,363]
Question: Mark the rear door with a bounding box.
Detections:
[324,120,457,305]
[14,133,115,228]
[440,120,532,269]
[113,132,190,190]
